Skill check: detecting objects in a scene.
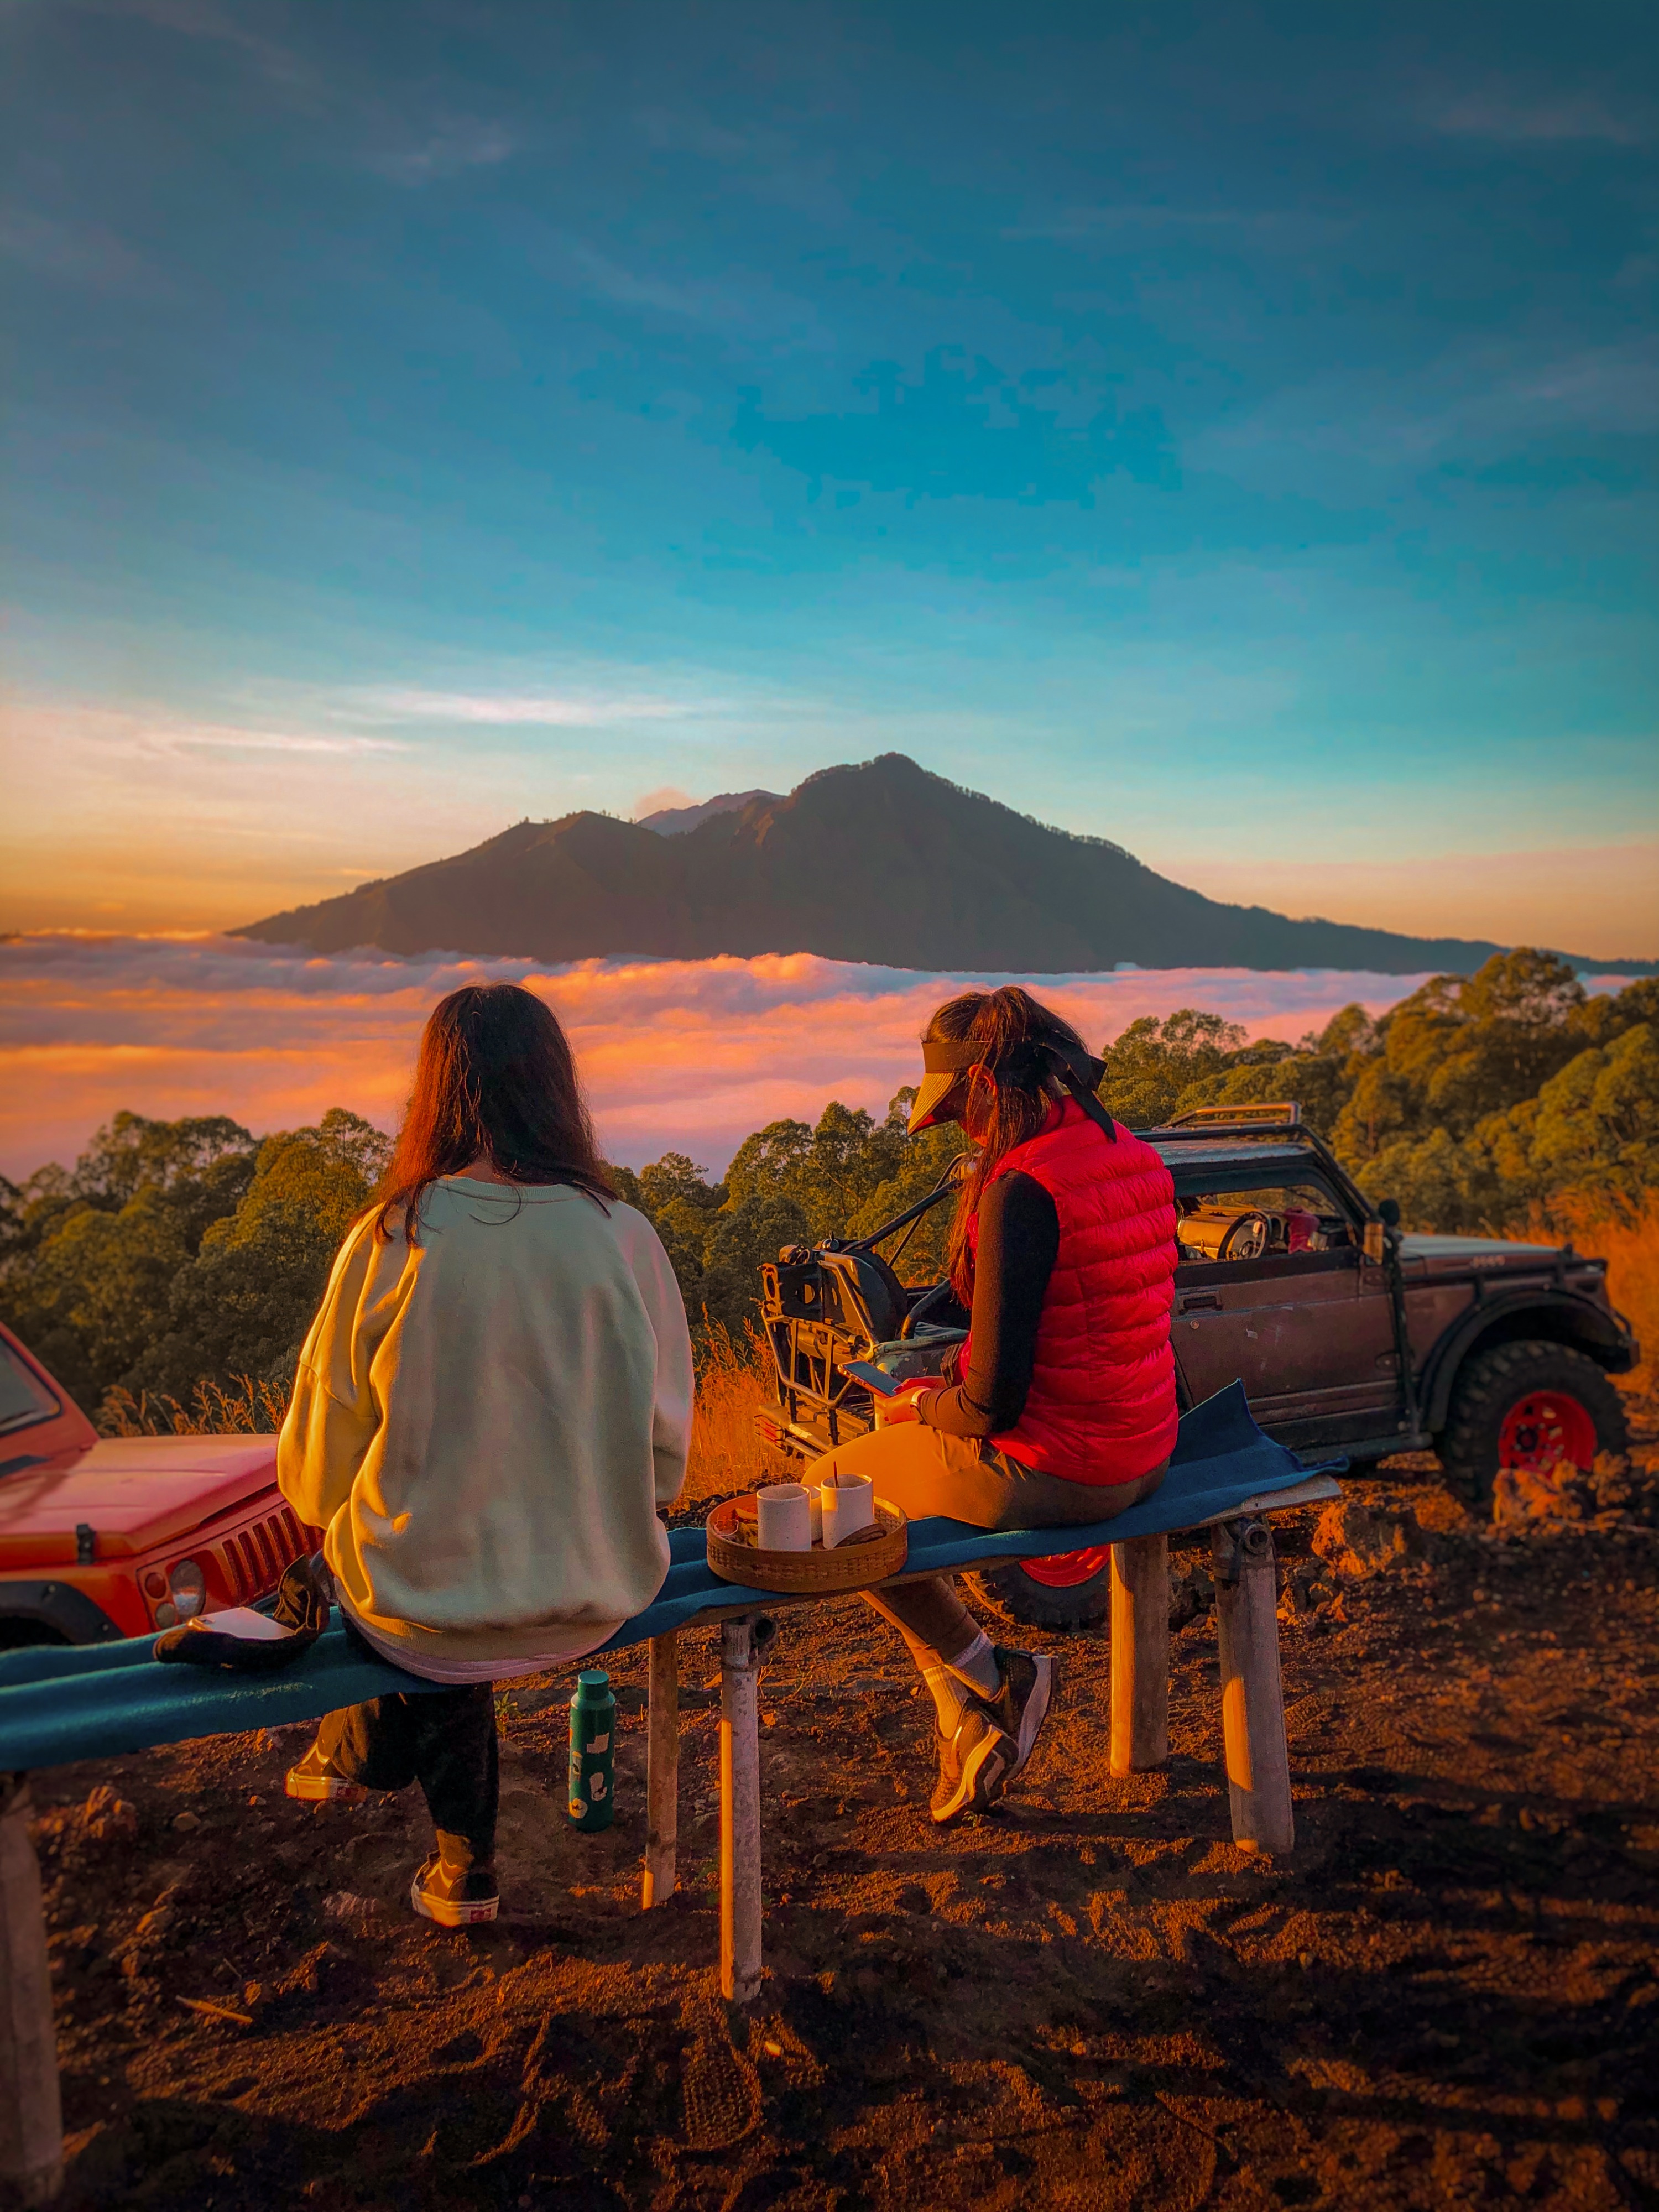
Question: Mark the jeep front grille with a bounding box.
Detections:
[212,1504,309,1603]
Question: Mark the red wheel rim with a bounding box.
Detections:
[1021,1543,1113,1589]
[1496,1389,1597,1475]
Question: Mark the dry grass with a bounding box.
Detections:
[93,1330,781,1502]
[683,1324,779,1503]
[1537,1191,1659,1395]
[97,1375,291,1438]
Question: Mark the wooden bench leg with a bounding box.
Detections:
[718,1618,762,2005]
[1109,1532,1170,1775]
[641,1633,680,1909]
[1,1777,62,2206]
[1212,1520,1293,1854]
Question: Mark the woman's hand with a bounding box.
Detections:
[877,1380,933,1428]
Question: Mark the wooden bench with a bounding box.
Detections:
[0,1384,1338,2204]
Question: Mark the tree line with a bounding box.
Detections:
[2,950,1652,1426]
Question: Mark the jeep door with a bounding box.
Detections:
[1170,1174,1405,1452]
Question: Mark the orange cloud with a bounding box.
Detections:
[2,935,1641,1181]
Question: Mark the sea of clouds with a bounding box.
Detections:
[1,933,1637,1182]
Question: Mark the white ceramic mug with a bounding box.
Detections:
[757,1481,813,1552]
[820,1470,876,1548]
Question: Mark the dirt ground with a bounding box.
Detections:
[24,1400,1659,2212]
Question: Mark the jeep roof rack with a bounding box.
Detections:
[1160,1102,1301,1128]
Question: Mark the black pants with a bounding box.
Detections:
[318,1621,499,1869]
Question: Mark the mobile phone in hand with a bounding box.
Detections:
[845,1359,900,1397]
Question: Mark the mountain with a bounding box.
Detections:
[236,754,1648,975]
[638,789,781,834]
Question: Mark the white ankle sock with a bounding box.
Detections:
[922,1665,972,1732]
[946,1631,1001,1700]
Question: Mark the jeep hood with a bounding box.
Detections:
[1399,1233,1559,1272]
[0,1437,281,1567]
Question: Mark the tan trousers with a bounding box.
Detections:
[804,1422,1169,1666]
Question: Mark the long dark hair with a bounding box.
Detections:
[375,983,614,1244]
[931,985,1092,1304]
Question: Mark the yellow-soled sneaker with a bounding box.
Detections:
[929,1703,1015,1826]
[987,1646,1057,1777]
[284,1743,368,1805]
[410,1855,499,1927]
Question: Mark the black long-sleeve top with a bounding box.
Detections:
[914,1170,1060,1438]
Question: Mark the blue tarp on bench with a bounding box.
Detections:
[0,1383,1340,1772]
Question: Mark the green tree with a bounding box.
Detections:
[723,1119,815,1212]
[1511,1023,1659,1203]
[6,1185,197,1406]
[0,1108,388,1412]
[69,1111,258,1211]
[697,1193,813,1339]
[1334,951,1590,1159]
[1354,1128,1506,1234]
[844,1099,968,1285]
[133,1109,393,1399]
[0,1113,260,1406]
[724,1102,905,1242]
[1161,1043,1354,1137]
[638,1153,726,1217]
[1095,1010,1249,1128]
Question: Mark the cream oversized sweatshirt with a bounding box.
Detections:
[277,1176,693,1673]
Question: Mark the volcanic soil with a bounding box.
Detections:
[24,1401,1659,2212]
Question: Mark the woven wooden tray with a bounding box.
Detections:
[705,1497,908,1593]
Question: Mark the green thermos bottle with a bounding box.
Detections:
[567,1668,616,1830]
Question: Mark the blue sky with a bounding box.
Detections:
[2,0,1656,954]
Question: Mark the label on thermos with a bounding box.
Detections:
[567,1667,617,1830]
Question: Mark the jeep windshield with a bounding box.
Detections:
[0,1337,59,1438]
[1175,1181,1354,1265]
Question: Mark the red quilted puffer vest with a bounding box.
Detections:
[966,1098,1178,1484]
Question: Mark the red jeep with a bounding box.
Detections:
[0,1321,314,1648]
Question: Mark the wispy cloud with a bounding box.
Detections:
[1422,85,1652,147]
[169,727,407,755]
[81,0,311,94]
[342,687,735,728]
[559,239,763,327]
[3,698,408,761]
[362,118,517,187]
[80,0,514,181]
[1195,336,1659,472]
[634,109,772,163]
[525,233,828,346]
[0,210,159,295]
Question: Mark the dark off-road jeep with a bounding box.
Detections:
[752,1106,1638,1629]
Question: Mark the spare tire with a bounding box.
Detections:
[1438,1338,1628,1515]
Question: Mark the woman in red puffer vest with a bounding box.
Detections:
[805,985,1177,1827]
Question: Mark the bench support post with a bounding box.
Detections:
[1,1777,62,2206]
[718,1618,762,2005]
[641,1633,679,1908]
[1212,1520,1293,1854]
[1109,1532,1169,1774]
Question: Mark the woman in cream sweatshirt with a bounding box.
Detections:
[277,982,693,1926]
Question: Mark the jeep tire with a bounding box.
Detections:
[963,1559,1114,1631]
[1437,1338,1629,1515]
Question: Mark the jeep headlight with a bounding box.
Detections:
[167,1559,207,1620]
